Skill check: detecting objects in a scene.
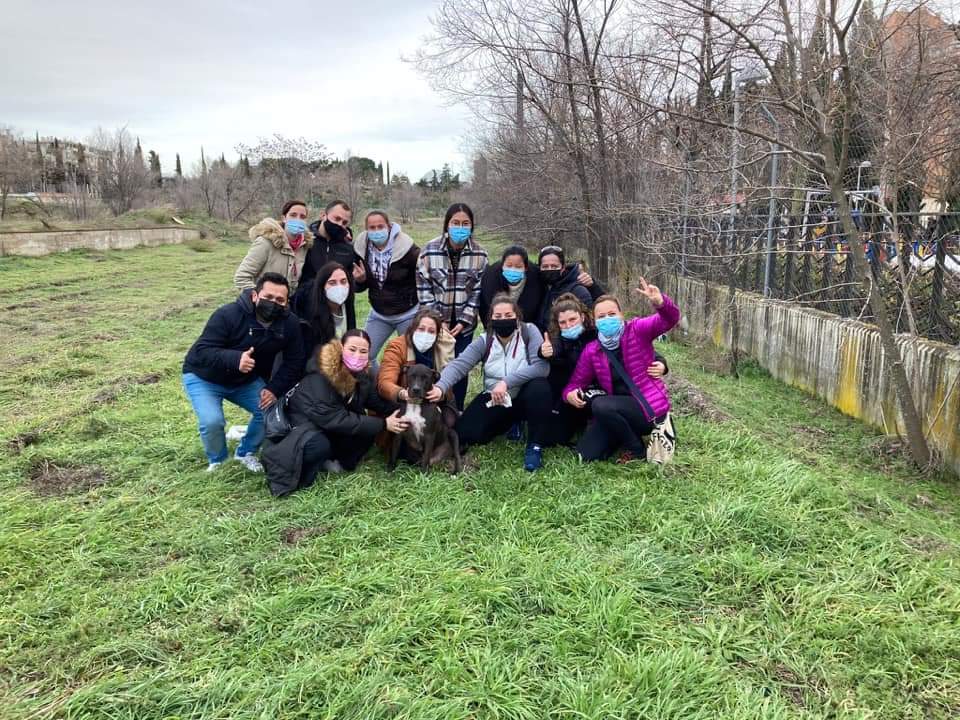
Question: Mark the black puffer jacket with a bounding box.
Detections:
[262,340,398,496]
[182,290,304,396]
[535,263,603,331]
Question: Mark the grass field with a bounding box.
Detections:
[1,220,959,719]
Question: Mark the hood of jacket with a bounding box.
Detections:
[405,325,456,367]
[354,222,414,262]
[249,217,315,251]
[305,339,358,397]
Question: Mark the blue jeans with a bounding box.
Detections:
[364,306,419,360]
[182,372,266,463]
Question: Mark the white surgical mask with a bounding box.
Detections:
[325,284,350,306]
[412,331,436,353]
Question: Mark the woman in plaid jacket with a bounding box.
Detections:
[416,203,489,408]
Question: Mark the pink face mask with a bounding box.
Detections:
[342,352,368,373]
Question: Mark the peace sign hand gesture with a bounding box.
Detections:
[633,277,663,308]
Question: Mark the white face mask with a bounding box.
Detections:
[412,331,436,353]
[325,284,350,306]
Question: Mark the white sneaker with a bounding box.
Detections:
[322,459,344,474]
[226,425,247,442]
[234,453,263,473]
[207,461,223,472]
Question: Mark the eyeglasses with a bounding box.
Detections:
[539,245,563,255]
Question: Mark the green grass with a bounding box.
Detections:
[1,222,959,719]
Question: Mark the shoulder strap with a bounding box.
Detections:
[482,332,496,362]
[603,347,655,421]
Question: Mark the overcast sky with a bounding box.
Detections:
[1,0,470,180]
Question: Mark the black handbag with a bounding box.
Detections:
[264,383,299,440]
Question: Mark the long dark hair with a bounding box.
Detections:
[308,261,353,344]
[442,202,475,236]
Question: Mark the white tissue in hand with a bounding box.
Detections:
[486,393,513,408]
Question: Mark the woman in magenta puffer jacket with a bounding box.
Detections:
[562,278,680,462]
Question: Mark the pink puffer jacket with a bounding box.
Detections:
[562,294,680,419]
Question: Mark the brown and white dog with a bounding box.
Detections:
[387,363,462,474]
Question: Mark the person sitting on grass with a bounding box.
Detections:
[539,292,668,448]
[234,200,313,295]
[430,294,551,472]
[182,273,304,473]
[562,279,680,464]
[262,330,408,497]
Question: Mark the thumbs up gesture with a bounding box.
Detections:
[540,335,554,358]
[239,346,256,373]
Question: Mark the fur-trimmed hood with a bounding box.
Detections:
[354,222,415,262]
[248,217,315,251]
[306,339,360,398]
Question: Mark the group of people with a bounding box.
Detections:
[182,199,681,497]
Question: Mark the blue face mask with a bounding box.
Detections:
[561,323,584,340]
[285,218,306,236]
[502,267,525,285]
[368,229,389,246]
[448,226,471,245]
[596,316,624,339]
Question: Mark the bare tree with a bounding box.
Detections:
[90,127,150,215]
[0,128,32,220]
[235,134,330,211]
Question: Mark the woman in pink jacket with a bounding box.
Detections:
[562,278,680,463]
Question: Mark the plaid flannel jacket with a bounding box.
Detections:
[416,235,488,331]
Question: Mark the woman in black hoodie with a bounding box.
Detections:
[478,245,543,329]
[534,245,604,332]
[262,330,407,497]
[538,293,668,447]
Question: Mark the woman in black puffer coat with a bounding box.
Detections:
[262,330,406,497]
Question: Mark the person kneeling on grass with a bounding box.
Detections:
[182,272,305,473]
[538,293,669,448]
[262,330,409,497]
[430,294,551,472]
[562,279,680,464]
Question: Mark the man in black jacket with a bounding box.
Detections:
[182,273,305,473]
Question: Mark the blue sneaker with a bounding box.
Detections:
[506,422,525,442]
[523,443,543,472]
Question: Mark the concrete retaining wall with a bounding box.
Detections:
[665,274,960,477]
[0,227,203,257]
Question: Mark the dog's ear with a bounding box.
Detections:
[432,370,441,382]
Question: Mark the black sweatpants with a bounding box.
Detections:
[539,403,590,447]
[576,395,658,462]
[456,377,553,448]
[299,430,376,489]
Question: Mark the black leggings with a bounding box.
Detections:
[576,395,657,462]
[456,377,553,448]
[539,403,590,447]
[299,430,376,489]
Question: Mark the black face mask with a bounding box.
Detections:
[256,298,287,323]
[324,219,347,242]
[541,269,562,285]
[491,319,518,338]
